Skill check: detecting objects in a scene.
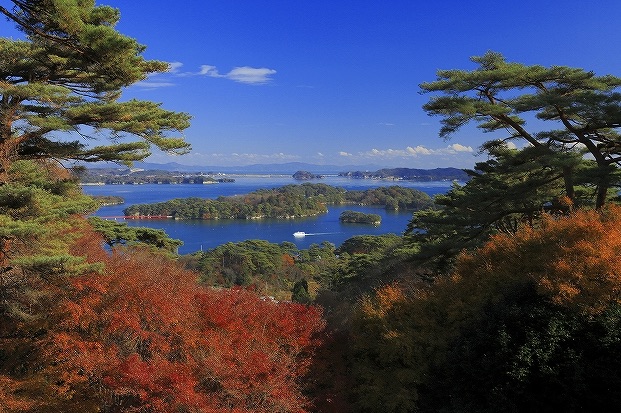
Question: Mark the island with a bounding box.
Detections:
[90,195,124,206]
[123,183,434,220]
[339,210,381,225]
[76,167,235,185]
[339,167,468,181]
[293,170,323,180]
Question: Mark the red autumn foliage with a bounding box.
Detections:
[35,225,326,412]
[194,288,324,412]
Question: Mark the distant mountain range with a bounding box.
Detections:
[127,161,385,174]
[109,162,468,179]
[82,162,469,183]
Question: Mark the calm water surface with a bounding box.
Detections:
[83,175,454,254]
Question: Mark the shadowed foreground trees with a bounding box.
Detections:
[352,206,621,413]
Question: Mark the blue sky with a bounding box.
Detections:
[4,1,621,168]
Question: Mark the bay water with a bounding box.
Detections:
[82,175,454,254]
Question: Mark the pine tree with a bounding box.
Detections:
[421,51,621,209]
[0,0,191,181]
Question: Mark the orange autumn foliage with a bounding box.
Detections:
[282,253,296,267]
[454,205,621,314]
[350,206,621,413]
[0,376,36,412]
[32,225,326,413]
[359,284,406,319]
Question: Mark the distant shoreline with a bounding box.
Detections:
[78,167,467,185]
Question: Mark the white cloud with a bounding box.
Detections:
[199,65,221,77]
[327,144,477,168]
[447,143,474,152]
[349,143,475,160]
[146,142,479,169]
[199,65,277,84]
[147,63,278,85]
[369,148,407,156]
[407,146,432,155]
[366,147,429,157]
[133,81,176,89]
[167,61,184,73]
[227,67,277,84]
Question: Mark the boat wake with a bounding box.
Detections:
[293,231,340,238]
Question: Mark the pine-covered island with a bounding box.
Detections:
[123,183,433,220]
[339,210,382,225]
[339,167,468,181]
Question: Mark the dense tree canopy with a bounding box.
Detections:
[0,0,191,180]
[405,143,595,269]
[6,4,621,409]
[0,160,97,325]
[352,206,621,413]
[1,168,328,413]
[0,3,330,412]
[1,227,326,412]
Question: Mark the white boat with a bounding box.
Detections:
[293,231,306,237]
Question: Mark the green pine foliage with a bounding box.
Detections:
[186,239,338,299]
[339,210,381,225]
[0,160,101,334]
[0,0,191,179]
[345,185,435,211]
[88,216,183,254]
[420,51,621,209]
[403,52,621,270]
[5,4,621,410]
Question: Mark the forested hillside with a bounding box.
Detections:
[124,183,433,219]
[2,2,621,413]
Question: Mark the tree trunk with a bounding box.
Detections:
[595,171,609,210]
[562,165,575,204]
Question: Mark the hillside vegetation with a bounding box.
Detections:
[339,210,382,225]
[124,183,434,219]
[2,2,621,412]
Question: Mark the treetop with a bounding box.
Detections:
[0,0,191,173]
